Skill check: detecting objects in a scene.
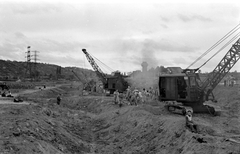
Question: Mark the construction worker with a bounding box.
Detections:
[137,90,144,104]
[125,86,131,101]
[129,88,136,105]
[118,93,123,107]
[57,94,62,105]
[141,88,147,103]
[185,110,198,133]
[133,89,139,106]
[153,87,159,100]
[1,91,6,97]
[113,90,120,105]
[7,91,13,97]
[148,87,155,100]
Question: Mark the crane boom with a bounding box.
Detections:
[72,70,82,81]
[201,38,240,100]
[82,49,107,84]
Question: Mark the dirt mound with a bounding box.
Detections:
[0,103,94,154]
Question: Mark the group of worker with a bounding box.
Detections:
[0,90,13,97]
[113,87,199,133]
[113,86,159,107]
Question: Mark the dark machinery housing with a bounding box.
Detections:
[159,32,240,115]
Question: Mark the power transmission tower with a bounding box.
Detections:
[25,46,40,80]
[25,46,32,79]
[32,50,40,80]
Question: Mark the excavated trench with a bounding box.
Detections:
[1,84,240,154]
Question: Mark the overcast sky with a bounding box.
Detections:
[0,0,240,73]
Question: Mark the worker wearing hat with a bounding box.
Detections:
[125,86,131,101]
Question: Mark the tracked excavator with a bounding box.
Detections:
[82,49,129,94]
[159,25,240,115]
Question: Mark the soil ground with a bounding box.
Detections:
[0,82,240,154]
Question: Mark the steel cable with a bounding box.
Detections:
[187,23,240,69]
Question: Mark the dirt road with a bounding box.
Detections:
[0,86,58,105]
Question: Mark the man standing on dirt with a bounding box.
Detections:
[132,89,139,106]
[57,94,62,105]
[125,86,131,101]
[113,90,119,105]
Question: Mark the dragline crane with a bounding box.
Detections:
[82,49,129,94]
[159,24,240,115]
[82,49,107,85]
[71,70,96,92]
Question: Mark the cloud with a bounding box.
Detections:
[25,39,89,67]
[0,32,88,67]
[137,39,199,68]
[161,24,168,29]
[34,39,85,52]
[7,3,63,15]
[172,57,192,66]
[160,16,169,22]
[178,14,212,22]
[0,1,238,73]
[141,39,198,53]
[110,38,198,54]
[0,42,26,61]
[15,32,26,39]
[85,38,198,70]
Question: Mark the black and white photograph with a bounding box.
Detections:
[0,0,240,153]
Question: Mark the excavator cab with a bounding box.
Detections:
[158,71,217,114]
[159,73,200,103]
[159,72,220,114]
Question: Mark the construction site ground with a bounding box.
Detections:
[0,82,240,154]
